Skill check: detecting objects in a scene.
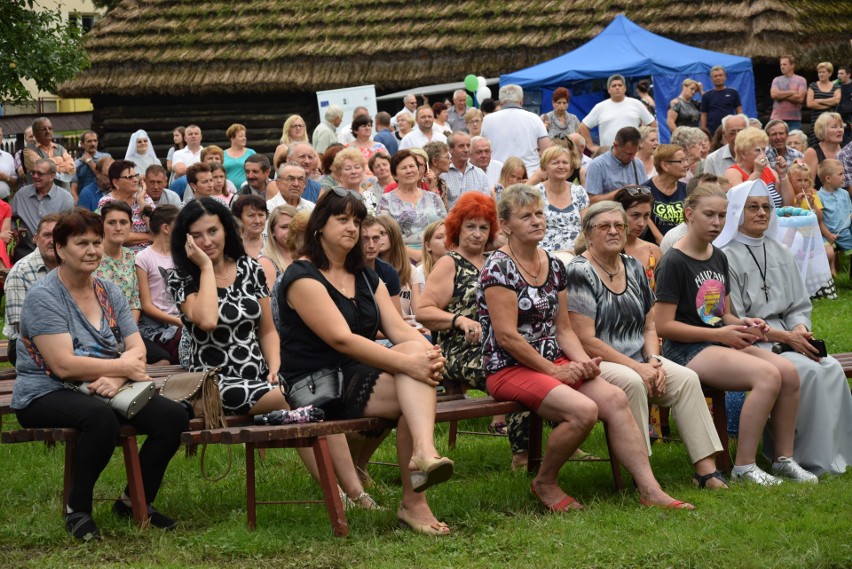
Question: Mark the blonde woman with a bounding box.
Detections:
[491,157,528,202]
[259,204,298,289]
[667,79,702,131]
[415,220,447,292]
[224,123,256,188]
[274,115,309,170]
[637,126,659,179]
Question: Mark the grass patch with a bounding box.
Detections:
[0,276,849,567]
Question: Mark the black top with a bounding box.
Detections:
[374,257,401,296]
[645,177,688,237]
[655,247,730,330]
[278,260,380,378]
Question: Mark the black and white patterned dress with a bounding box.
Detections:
[168,256,273,414]
[535,182,589,253]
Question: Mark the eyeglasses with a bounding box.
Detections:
[621,185,651,196]
[665,158,690,164]
[281,175,306,183]
[117,173,139,180]
[591,222,627,232]
[31,170,54,177]
[745,204,772,213]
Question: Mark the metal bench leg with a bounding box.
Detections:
[120,436,148,526]
[312,436,349,537]
[604,423,624,490]
[246,442,257,530]
[527,413,543,475]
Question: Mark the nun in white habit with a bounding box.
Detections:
[125,129,161,172]
[716,180,852,476]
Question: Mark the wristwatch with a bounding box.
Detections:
[645,355,663,364]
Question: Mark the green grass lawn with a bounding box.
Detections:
[0,277,849,568]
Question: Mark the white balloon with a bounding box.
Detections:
[476,85,491,102]
[476,76,487,90]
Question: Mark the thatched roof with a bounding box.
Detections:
[60,0,852,98]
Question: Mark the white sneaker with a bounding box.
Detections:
[730,464,783,486]
[772,457,819,484]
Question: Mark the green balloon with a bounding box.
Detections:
[464,74,479,92]
[466,95,474,107]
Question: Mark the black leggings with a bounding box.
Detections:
[16,390,188,514]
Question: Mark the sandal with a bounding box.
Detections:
[64,512,102,541]
[409,456,454,493]
[530,482,584,512]
[340,491,385,511]
[571,449,601,461]
[487,421,508,436]
[639,497,695,510]
[693,470,729,490]
[397,506,451,536]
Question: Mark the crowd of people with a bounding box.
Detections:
[4,55,852,541]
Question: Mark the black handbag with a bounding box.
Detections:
[285,367,345,414]
[283,272,379,414]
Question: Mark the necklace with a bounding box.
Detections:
[214,263,233,281]
[589,250,622,281]
[323,270,349,294]
[508,241,542,284]
[745,243,770,302]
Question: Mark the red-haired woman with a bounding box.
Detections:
[540,87,581,140]
[417,193,507,432]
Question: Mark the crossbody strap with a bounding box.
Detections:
[24,278,124,378]
[362,272,380,339]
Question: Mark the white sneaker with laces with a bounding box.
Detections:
[730,464,783,486]
[771,457,819,484]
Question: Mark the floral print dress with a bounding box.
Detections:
[535,182,589,253]
[377,189,447,250]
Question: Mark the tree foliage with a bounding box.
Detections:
[0,0,90,104]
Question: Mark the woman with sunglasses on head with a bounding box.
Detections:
[567,202,726,489]
[645,144,689,244]
[654,181,814,485]
[97,159,154,252]
[279,190,454,534]
[612,185,662,289]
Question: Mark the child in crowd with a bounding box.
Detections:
[816,160,852,263]
[788,161,836,273]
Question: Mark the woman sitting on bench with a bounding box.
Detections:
[278,189,454,535]
[12,209,188,540]
[479,184,693,511]
[169,198,380,510]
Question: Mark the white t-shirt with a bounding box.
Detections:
[398,129,447,150]
[171,146,203,168]
[0,150,16,199]
[266,193,315,212]
[581,98,655,147]
[481,105,549,174]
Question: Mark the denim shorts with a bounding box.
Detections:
[662,339,718,367]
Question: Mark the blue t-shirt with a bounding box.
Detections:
[304,179,321,203]
[170,175,188,199]
[77,181,107,212]
[12,271,138,409]
[699,88,742,134]
[374,130,399,156]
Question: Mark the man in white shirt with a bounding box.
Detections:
[482,84,551,174]
[469,136,502,189]
[579,75,657,152]
[703,114,748,176]
[171,124,203,177]
[399,106,447,150]
[392,94,419,128]
[266,162,315,212]
[0,127,18,199]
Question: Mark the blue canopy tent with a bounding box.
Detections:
[501,15,756,143]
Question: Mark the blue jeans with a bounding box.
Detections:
[784,120,802,131]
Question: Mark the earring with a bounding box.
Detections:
[314,230,321,240]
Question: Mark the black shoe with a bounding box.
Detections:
[64,512,102,541]
[113,500,177,530]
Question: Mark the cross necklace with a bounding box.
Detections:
[745,243,770,302]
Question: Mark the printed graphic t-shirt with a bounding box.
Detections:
[654,246,730,329]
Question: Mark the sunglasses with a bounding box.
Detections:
[330,186,362,199]
[621,185,652,196]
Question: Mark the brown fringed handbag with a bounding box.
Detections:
[160,368,229,480]
[160,367,225,430]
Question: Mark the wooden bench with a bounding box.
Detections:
[833,352,852,378]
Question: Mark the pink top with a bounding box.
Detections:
[770,74,807,121]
